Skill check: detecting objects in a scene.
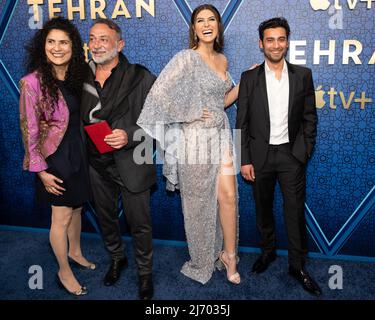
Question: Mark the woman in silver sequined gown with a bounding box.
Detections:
[137,4,241,284]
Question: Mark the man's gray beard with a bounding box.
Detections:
[92,46,119,65]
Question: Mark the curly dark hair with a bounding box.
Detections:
[189,4,224,53]
[25,17,87,109]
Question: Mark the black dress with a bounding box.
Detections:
[36,81,90,207]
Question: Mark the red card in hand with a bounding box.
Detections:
[84,121,116,154]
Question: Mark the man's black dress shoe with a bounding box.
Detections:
[288,266,322,296]
[139,274,153,300]
[103,257,128,286]
[252,252,277,274]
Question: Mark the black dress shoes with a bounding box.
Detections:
[252,252,277,274]
[289,266,322,296]
[103,257,128,286]
[139,274,153,300]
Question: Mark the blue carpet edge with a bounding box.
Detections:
[1,224,374,263]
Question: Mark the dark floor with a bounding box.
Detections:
[0,229,374,300]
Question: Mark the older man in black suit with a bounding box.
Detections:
[236,17,321,296]
[81,19,156,300]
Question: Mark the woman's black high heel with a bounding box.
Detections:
[55,274,88,296]
[68,256,97,270]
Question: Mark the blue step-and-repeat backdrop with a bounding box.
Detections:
[0,0,374,260]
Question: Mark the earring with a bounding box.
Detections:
[194,33,198,43]
[216,36,219,44]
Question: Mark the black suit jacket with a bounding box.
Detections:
[236,61,317,170]
[81,57,157,193]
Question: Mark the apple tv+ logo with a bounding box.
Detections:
[310,0,374,10]
[310,0,331,10]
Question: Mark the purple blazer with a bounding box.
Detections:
[19,71,69,172]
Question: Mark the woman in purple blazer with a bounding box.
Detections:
[19,17,92,296]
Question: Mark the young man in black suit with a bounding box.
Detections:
[236,17,321,296]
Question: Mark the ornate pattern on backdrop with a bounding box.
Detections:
[0,0,374,259]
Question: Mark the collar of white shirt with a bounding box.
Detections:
[265,59,288,76]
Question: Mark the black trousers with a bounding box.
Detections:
[89,164,153,276]
[253,143,308,269]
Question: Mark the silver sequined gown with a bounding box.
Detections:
[137,49,238,284]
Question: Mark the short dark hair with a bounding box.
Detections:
[91,18,122,40]
[258,17,290,41]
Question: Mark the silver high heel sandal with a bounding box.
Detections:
[219,251,241,285]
